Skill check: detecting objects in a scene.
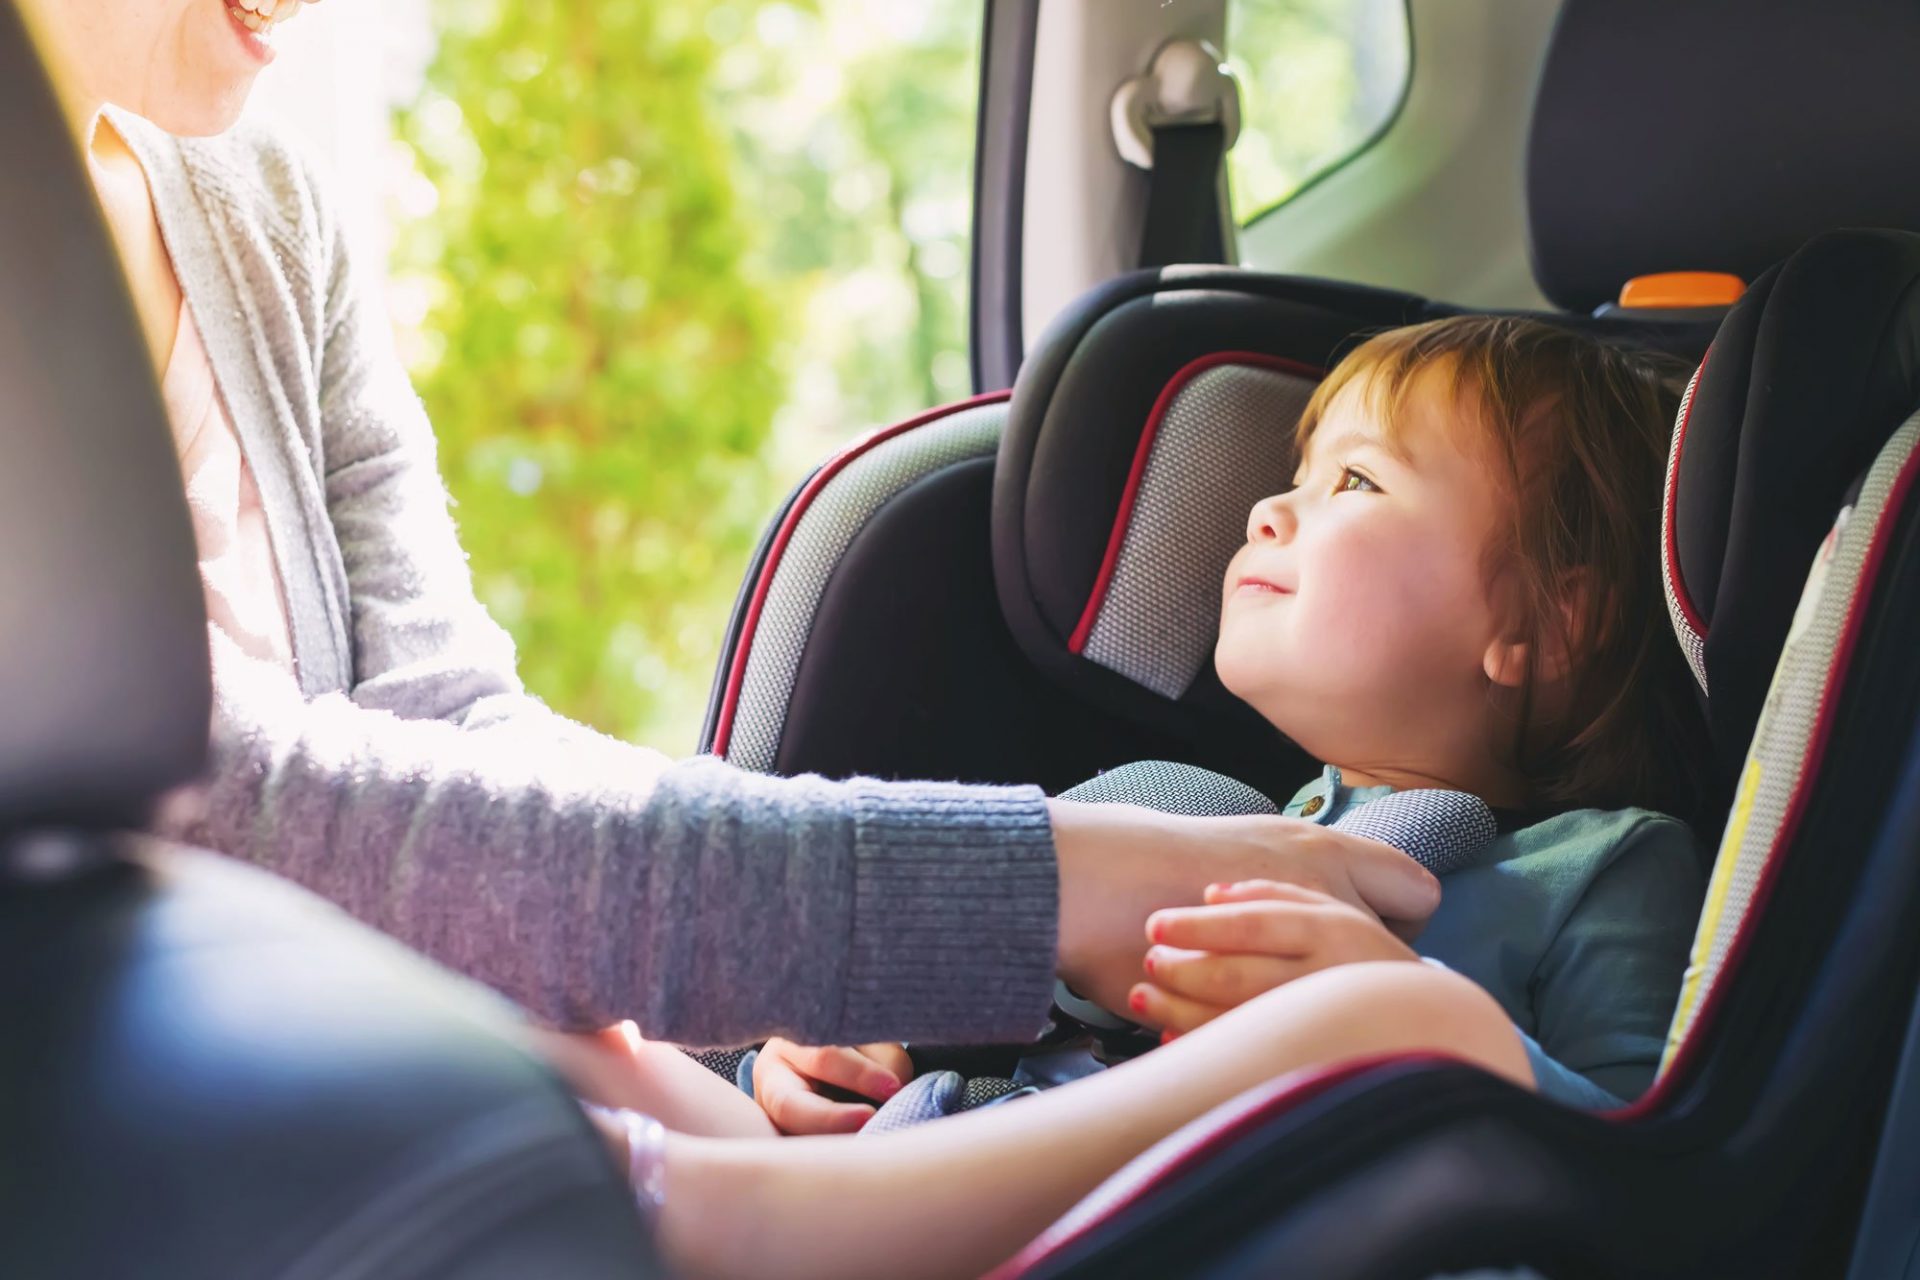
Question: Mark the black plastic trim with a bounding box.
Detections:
[970,0,1041,393]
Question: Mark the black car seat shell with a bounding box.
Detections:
[0,10,658,1276]
[994,229,1920,1279]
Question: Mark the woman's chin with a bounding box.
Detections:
[138,80,257,138]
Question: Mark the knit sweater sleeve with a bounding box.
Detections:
[157,140,1060,1048]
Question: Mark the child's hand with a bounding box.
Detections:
[752,1039,915,1135]
[1128,881,1421,1035]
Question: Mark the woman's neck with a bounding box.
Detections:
[84,111,185,371]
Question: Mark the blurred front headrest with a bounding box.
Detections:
[1527,0,1920,312]
[0,7,209,834]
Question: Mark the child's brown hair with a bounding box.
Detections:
[1296,315,1709,816]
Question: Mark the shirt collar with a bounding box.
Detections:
[1282,764,1396,825]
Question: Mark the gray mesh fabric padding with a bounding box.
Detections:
[725,403,1008,773]
[1063,759,1280,816]
[1662,363,1711,695]
[1661,412,1920,1072]
[1081,366,1317,698]
[1061,761,1494,874]
[862,1070,964,1135]
[1330,789,1497,877]
[686,1046,752,1085]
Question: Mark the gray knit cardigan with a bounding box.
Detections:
[114,108,1058,1049]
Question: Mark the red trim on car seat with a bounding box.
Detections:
[991,1052,1461,1279]
[1066,352,1325,656]
[1664,347,1712,638]
[710,390,1014,760]
[1615,437,1920,1122]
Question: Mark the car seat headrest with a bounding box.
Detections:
[0,8,210,836]
[1660,229,1920,809]
[993,268,1715,793]
[1527,0,1920,313]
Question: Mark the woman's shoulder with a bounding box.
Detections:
[112,109,339,283]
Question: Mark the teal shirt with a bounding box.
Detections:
[1285,767,1705,1108]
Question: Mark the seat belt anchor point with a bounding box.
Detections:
[1111,37,1242,171]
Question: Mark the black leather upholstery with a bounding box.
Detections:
[0,11,661,1276]
[1,840,659,1280]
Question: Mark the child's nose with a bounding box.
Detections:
[1246,493,1294,544]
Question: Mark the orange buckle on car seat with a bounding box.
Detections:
[1618,272,1747,309]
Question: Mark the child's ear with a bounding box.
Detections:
[1482,571,1588,689]
[1482,636,1532,689]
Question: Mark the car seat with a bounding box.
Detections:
[0,11,659,1276]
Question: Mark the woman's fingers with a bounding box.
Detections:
[1319,825,1442,926]
[1128,981,1231,1035]
[785,1043,905,1103]
[754,1052,877,1136]
[855,1042,917,1085]
[1144,944,1301,1007]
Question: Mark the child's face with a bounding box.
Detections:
[1216,371,1515,773]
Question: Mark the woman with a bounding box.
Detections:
[13,0,1434,1053]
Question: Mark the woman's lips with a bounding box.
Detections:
[224,6,277,64]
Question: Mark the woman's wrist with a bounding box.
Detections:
[1048,798,1170,1006]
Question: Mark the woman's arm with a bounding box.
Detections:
[169,628,1060,1048]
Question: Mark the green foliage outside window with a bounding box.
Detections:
[392,1,979,750]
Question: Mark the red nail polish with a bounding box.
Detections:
[1143,950,1158,977]
[1149,918,1166,943]
[1161,1029,1180,1046]
[1129,988,1148,1014]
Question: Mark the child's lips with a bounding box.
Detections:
[1232,575,1293,598]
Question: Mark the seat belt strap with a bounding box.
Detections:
[1138,121,1230,268]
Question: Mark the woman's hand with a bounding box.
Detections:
[752,1039,916,1136]
[1127,880,1423,1035]
[1048,801,1440,1019]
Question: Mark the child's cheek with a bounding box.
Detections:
[1303,528,1462,672]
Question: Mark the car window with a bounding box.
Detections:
[268,0,985,751]
[1226,0,1411,226]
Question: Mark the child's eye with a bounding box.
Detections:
[1335,466,1381,494]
